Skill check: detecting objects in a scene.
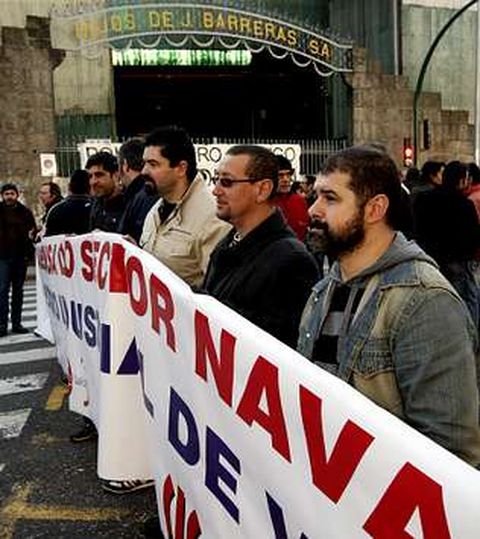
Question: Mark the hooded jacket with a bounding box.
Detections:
[298,233,480,466]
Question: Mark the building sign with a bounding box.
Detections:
[39,153,58,177]
[52,2,353,75]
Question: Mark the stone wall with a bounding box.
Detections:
[347,48,474,167]
[0,16,64,208]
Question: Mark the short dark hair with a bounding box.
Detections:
[226,145,279,199]
[85,151,119,174]
[304,174,316,186]
[144,126,197,182]
[420,161,444,183]
[119,137,145,172]
[324,146,402,228]
[276,154,293,172]
[442,161,467,190]
[468,162,480,186]
[1,183,18,194]
[41,181,62,200]
[69,169,90,195]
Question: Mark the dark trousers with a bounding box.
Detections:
[0,256,27,329]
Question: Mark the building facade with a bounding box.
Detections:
[0,0,476,204]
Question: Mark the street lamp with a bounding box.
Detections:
[412,0,477,166]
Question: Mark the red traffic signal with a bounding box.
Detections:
[403,139,414,167]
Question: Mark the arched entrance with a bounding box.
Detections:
[113,49,331,140]
[51,1,353,172]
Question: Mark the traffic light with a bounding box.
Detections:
[423,119,431,150]
[403,138,414,167]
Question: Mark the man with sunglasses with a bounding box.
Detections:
[202,145,319,348]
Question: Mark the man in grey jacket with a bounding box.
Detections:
[297,145,480,466]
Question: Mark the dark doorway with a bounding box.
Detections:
[114,50,330,140]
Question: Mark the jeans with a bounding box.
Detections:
[0,256,27,329]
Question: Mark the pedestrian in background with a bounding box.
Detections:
[272,154,310,241]
[410,160,444,204]
[414,160,480,326]
[117,137,158,243]
[38,180,63,223]
[467,162,480,220]
[0,183,36,337]
[36,180,63,240]
[300,173,318,207]
[44,169,92,236]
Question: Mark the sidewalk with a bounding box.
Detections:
[26,264,36,281]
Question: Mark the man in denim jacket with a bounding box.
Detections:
[297,146,480,466]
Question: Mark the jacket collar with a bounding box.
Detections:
[313,233,438,294]
[226,208,291,250]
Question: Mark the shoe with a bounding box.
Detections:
[101,478,155,494]
[140,515,164,538]
[11,325,29,334]
[70,420,97,443]
[0,327,7,337]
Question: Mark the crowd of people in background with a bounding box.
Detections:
[2,130,480,537]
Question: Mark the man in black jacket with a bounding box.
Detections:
[0,183,36,336]
[44,169,92,236]
[203,145,319,348]
[87,151,125,232]
[414,160,480,325]
[116,137,158,243]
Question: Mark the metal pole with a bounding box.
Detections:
[413,0,477,166]
[476,1,480,163]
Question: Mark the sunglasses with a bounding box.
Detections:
[211,176,263,188]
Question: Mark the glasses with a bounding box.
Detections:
[211,176,262,188]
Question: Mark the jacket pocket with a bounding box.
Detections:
[351,338,393,377]
[351,338,403,417]
[159,229,194,257]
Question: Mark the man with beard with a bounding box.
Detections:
[202,145,319,348]
[297,145,480,466]
[0,183,36,336]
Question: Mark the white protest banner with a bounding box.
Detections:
[37,233,480,538]
[36,234,153,480]
[77,140,121,168]
[35,257,54,344]
[77,140,301,182]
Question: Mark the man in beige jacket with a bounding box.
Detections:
[139,125,230,288]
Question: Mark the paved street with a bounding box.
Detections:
[0,280,158,538]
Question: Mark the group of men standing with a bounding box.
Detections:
[2,130,480,538]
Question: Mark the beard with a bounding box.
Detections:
[144,177,157,195]
[308,210,365,259]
